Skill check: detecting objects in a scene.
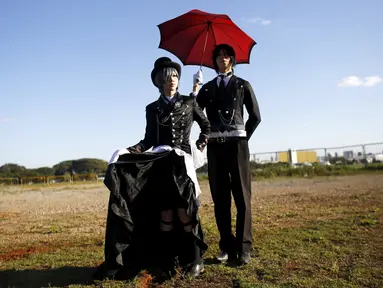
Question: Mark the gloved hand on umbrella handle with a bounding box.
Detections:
[193,69,203,85]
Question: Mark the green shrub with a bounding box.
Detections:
[197,162,383,180]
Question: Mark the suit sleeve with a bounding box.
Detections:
[194,84,209,110]
[130,107,157,151]
[243,81,261,141]
[192,97,211,142]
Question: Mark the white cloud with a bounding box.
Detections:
[337,76,383,87]
[260,19,272,26]
[364,76,383,87]
[242,17,272,26]
[0,117,14,124]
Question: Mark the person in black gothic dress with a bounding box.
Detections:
[94,57,210,281]
[192,44,261,266]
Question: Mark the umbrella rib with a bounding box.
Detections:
[212,24,247,54]
[209,23,218,47]
[184,24,211,64]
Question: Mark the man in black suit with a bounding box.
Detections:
[192,44,261,265]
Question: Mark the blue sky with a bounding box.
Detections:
[1,0,382,168]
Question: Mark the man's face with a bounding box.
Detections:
[216,48,232,72]
[163,70,179,95]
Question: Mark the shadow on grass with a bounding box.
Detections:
[0,266,96,288]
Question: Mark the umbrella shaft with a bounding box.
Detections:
[200,24,210,69]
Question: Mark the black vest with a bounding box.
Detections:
[205,76,246,133]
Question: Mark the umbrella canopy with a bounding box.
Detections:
[157,9,257,69]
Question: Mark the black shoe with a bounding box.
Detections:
[185,263,204,279]
[216,251,238,262]
[238,252,251,265]
[216,251,228,262]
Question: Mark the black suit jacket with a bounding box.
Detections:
[132,93,210,154]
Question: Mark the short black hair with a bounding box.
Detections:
[212,44,236,72]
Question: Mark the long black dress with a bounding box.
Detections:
[93,93,210,280]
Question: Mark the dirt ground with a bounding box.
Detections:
[1,174,382,216]
[1,175,382,287]
[1,174,382,253]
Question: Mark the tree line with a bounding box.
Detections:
[0,158,108,178]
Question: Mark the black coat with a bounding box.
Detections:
[132,93,211,154]
[196,75,261,140]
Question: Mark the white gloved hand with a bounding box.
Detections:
[193,69,203,85]
[108,148,130,165]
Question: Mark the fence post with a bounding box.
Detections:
[362,144,366,159]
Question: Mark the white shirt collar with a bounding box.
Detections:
[218,70,233,77]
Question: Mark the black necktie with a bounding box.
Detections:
[218,72,232,90]
[219,75,226,91]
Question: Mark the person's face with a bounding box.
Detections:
[163,70,179,96]
[216,48,232,72]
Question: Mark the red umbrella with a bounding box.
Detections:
[157,9,256,69]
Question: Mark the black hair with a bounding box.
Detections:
[212,44,236,73]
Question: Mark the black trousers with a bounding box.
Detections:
[207,138,252,254]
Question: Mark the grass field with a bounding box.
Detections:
[1,174,382,288]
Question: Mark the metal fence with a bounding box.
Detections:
[250,142,383,164]
[0,173,105,186]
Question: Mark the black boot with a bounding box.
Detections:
[180,231,204,279]
[158,230,177,277]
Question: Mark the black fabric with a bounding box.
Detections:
[179,231,201,267]
[159,230,178,272]
[93,150,207,280]
[196,75,261,141]
[130,93,210,155]
[206,139,252,254]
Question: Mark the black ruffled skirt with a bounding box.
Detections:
[93,149,207,280]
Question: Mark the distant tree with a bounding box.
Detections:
[0,158,108,178]
[0,163,27,178]
[52,161,73,176]
[52,158,108,175]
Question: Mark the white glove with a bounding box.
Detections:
[108,148,130,165]
[193,69,203,85]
